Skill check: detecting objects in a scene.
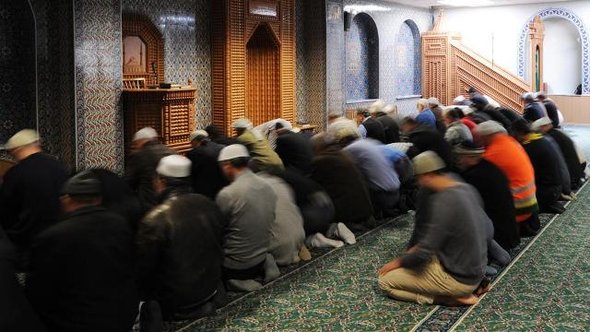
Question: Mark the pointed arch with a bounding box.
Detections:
[517,7,589,94]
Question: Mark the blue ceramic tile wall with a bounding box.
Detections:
[327,0,432,115]
[122,0,212,129]
[346,13,379,101]
[74,0,124,172]
[0,2,37,153]
[395,20,421,97]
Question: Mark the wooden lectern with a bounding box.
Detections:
[122,87,197,154]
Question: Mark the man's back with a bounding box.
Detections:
[125,141,173,211]
[361,117,386,143]
[0,152,68,264]
[187,141,228,200]
[237,130,283,171]
[344,139,400,192]
[275,131,314,175]
[410,184,488,285]
[216,170,276,270]
[27,207,138,332]
[521,134,562,189]
[407,126,453,166]
[376,115,400,143]
[138,193,223,319]
[462,159,519,250]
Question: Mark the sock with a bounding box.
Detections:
[305,233,344,248]
[263,254,281,283]
[336,222,356,245]
[226,279,263,292]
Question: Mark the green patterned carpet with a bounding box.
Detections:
[178,215,432,331]
[172,126,590,332]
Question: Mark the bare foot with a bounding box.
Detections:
[455,294,479,305]
[434,295,479,306]
[474,278,491,297]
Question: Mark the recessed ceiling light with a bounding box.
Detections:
[437,0,494,7]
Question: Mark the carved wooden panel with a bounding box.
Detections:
[123,89,196,154]
[122,13,165,86]
[211,0,296,136]
[422,31,529,112]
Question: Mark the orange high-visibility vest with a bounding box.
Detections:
[484,134,538,222]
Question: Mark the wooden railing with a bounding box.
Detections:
[451,40,530,112]
[422,32,531,112]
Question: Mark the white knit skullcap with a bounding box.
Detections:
[156,155,191,178]
[133,127,158,141]
[475,120,507,136]
[218,144,250,162]
[531,117,552,131]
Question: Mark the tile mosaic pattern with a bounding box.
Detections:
[0,2,37,145]
[122,0,212,129]
[395,20,421,97]
[296,0,327,128]
[517,7,590,94]
[346,13,379,101]
[328,0,432,115]
[74,0,124,172]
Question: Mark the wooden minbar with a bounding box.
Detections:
[122,87,197,154]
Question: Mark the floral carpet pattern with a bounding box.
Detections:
[170,126,590,332]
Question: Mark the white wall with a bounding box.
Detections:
[543,17,581,94]
[443,1,590,92]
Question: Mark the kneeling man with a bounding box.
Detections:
[378,151,488,306]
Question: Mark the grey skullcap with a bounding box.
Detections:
[475,120,507,136]
[412,150,446,175]
[427,97,441,106]
[232,118,252,129]
[61,170,101,195]
[157,155,192,178]
[369,100,386,114]
[531,117,552,131]
[454,141,485,155]
[189,129,209,142]
[2,129,40,150]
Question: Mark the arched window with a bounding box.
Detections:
[395,20,421,96]
[346,13,379,101]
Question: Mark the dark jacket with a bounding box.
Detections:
[376,114,401,143]
[93,169,142,231]
[275,131,314,175]
[461,159,520,250]
[480,104,512,130]
[542,99,560,128]
[311,150,373,227]
[137,189,223,321]
[406,125,454,167]
[0,226,46,332]
[523,102,546,122]
[521,134,562,207]
[547,128,584,188]
[187,140,229,200]
[125,141,173,213]
[0,152,69,269]
[361,117,386,143]
[26,207,138,332]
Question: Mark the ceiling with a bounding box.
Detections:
[387,0,575,9]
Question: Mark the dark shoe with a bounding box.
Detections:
[140,301,164,332]
[541,202,565,214]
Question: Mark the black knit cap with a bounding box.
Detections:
[61,170,101,195]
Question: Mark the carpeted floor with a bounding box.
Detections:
[170,126,590,332]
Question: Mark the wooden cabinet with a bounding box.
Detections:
[122,88,197,154]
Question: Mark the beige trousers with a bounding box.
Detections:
[378,258,478,304]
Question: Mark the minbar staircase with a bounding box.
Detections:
[422,32,531,112]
